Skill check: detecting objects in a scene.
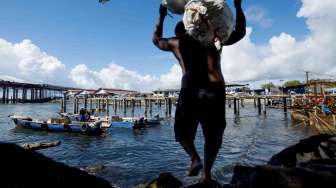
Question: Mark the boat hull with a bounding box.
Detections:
[111,121,134,128]
[11,117,103,135]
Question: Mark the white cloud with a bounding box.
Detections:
[69,63,182,92]
[245,5,273,28]
[1,0,335,92]
[221,0,336,87]
[0,38,66,84]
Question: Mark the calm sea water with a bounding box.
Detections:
[0,102,313,187]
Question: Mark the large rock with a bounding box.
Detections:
[229,135,336,188]
[0,143,112,188]
[268,134,336,167]
[146,173,183,188]
[230,165,336,188]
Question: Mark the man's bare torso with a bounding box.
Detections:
[171,35,224,88]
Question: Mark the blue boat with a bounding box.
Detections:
[110,115,163,129]
[9,115,104,135]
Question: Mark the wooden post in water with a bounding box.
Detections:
[165,98,168,116]
[237,99,240,115]
[144,99,148,117]
[76,97,80,114]
[283,97,287,113]
[60,99,64,113]
[105,98,109,115]
[149,99,153,115]
[89,98,93,111]
[131,99,135,116]
[168,98,172,116]
[228,99,232,108]
[254,98,257,107]
[241,99,244,108]
[257,98,261,115]
[233,98,237,114]
[263,98,267,114]
[73,98,77,114]
[84,96,88,109]
[2,86,6,104]
[63,93,67,113]
[12,87,16,104]
[123,99,127,116]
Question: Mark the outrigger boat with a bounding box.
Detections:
[111,115,164,129]
[9,115,106,135]
[58,112,111,128]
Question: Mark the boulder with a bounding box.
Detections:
[230,165,336,188]
[268,134,336,167]
[0,143,112,188]
[146,173,183,188]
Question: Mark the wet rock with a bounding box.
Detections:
[81,164,106,175]
[0,142,112,188]
[228,135,336,188]
[230,165,336,188]
[146,173,183,188]
[268,134,335,167]
[186,180,223,188]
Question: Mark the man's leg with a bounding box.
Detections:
[202,136,222,181]
[179,140,203,176]
[201,98,226,181]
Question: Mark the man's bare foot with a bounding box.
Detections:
[201,173,213,182]
[187,160,203,176]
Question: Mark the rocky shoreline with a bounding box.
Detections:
[1,134,335,188]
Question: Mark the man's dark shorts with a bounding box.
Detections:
[174,84,226,145]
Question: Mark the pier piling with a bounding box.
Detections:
[63,93,67,113]
[263,98,267,114]
[233,98,237,114]
[283,97,287,113]
[257,98,261,115]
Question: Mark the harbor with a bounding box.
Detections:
[0,100,314,187]
[2,79,336,186]
[1,0,336,187]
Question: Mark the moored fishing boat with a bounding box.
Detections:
[9,115,104,135]
[59,112,111,128]
[111,115,164,129]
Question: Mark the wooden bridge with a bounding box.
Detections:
[0,80,73,104]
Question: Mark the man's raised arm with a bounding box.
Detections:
[224,0,246,46]
[153,5,176,51]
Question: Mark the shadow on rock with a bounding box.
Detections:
[0,143,112,188]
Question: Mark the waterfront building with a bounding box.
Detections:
[152,89,179,97]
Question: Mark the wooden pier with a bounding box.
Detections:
[60,94,293,118]
[0,80,72,104]
[226,95,292,115]
[61,96,177,117]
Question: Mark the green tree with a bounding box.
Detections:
[284,80,302,87]
[261,82,275,90]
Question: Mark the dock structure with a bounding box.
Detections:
[61,94,177,118]
[226,95,292,115]
[61,87,294,118]
[0,80,72,104]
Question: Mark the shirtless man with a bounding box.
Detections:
[153,0,246,182]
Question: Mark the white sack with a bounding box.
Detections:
[183,0,235,49]
[162,0,190,15]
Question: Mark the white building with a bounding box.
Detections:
[153,89,180,97]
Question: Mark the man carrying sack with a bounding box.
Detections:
[153,0,246,183]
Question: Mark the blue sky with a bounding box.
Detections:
[2,0,335,91]
[0,0,308,77]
